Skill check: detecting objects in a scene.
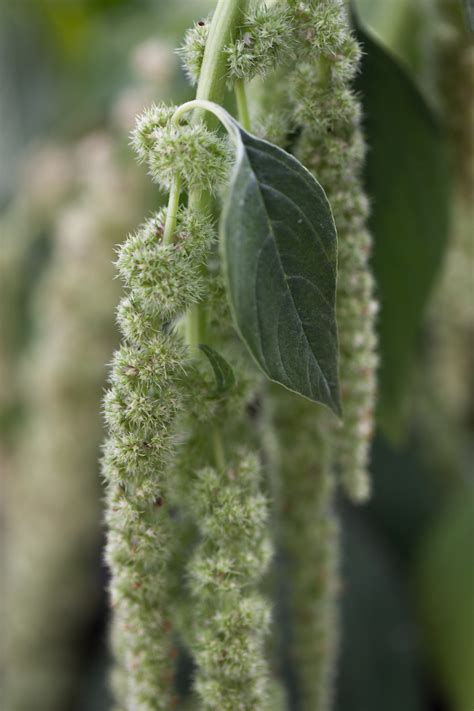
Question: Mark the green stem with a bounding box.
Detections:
[185,303,205,349]
[185,0,249,348]
[163,174,181,245]
[195,0,249,107]
[234,78,251,131]
[184,0,249,480]
[212,428,226,472]
[173,100,239,144]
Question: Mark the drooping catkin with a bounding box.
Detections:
[156,313,277,709]
[141,238,276,710]
[5,133,139,710]
[289,0,378,501]
[217,3,376,708]
[102,202,216,709]
[187,452,273,710]
[265,389,340,711]
[261,4,376,701]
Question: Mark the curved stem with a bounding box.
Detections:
[172,100,240,145]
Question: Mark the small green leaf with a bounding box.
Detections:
[354,16,451,439]
[199,344,235,394]
[221,126,341,416]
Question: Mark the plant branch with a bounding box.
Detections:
[234,78,251,131]
[185,0,249,348]
[163,174,181,245]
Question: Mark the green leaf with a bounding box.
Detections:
[354,16,451,440]
[221,126,341,415]
[199,344,235,394]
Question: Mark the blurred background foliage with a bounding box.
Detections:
[1,1,472,710]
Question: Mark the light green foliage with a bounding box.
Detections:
[162,259,273,709]
[105,50,273,703]
[293,0,353,59]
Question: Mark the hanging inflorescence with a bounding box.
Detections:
[102,1,378,708]
[187,453,272,709]
[103,94,273,707]
[289,0,378,502]
[102,199,216,708]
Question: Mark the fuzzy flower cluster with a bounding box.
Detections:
[293,0,356,65]
[115,208,215,319]
[265,390,340,711]
[157,339,273,710]
[188,452,273,710]
[225,4,296,81]
[131,102,230,194]
[179,4,295,86]
[102,204,215,709]
[290,0,378,501]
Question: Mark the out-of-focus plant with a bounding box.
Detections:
[4,132,145,711]
[418,0,474,469]
[412,6,474,711]
[0,142,74,433]
[2,0,470,710]
[2,30,183,710]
